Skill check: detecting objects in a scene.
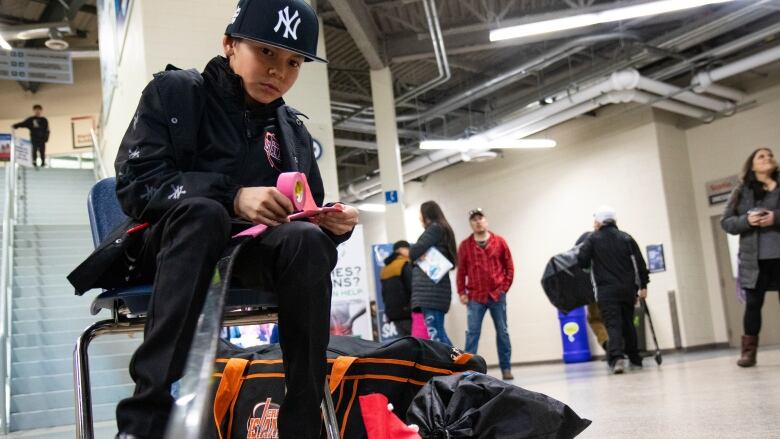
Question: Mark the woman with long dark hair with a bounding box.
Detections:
[409,201,458,346]
[722,147,780,367]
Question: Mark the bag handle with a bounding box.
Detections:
[329,355,358,393]
[213,358,250,439]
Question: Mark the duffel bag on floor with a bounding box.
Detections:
[209,336,487,439]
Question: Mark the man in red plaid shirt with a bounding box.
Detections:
[457,208,515,380]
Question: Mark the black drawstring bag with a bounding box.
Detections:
[406,372,591,439]
[540,245,595,313]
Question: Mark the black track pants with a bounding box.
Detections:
[116,197,337,439]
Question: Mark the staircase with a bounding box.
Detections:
[9,168,141,432]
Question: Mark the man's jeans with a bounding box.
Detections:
[465,294,512,370]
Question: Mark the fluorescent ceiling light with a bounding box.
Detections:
[0,35,12,51]
[419,138,556,150]
[357,203,386,212]
[490,0,737,42]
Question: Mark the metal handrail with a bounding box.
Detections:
[0,132,19,433]
[90,128,108,180]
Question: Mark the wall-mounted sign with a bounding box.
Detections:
[71,116,96,149]
[0,48,73,84]
[0,134,10,161]
[312,138,322,160]
[385,190,399,204]
[706,175,740,205]
[330,225,372,340]
[646,244,666,273]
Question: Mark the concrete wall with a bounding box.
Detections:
[0,60,101,156]
[686,83,780,344]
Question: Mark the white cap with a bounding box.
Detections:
[594,205,616,223]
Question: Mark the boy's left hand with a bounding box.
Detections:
[316,204,359,236]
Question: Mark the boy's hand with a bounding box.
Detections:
[316,204,359,236]
[234,187,294,226]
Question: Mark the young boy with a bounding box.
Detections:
[12,104,49,167]
[68,0,358,437]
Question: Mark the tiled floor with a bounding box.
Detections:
[4,345,779,438]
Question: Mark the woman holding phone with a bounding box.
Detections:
[410,201,458,346]
[722,147,780,367]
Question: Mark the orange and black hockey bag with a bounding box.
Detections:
[209,336,487,439]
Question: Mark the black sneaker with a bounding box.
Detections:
[629,357,643,370]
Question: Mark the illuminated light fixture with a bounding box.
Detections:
[490,0,738,42]
[0,34,12,51]
[419,138,556,150]
[357,203,386,212]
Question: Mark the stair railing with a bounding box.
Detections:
[90,128,109,180]
[0,132,20,433]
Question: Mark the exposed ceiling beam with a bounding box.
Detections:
[327,0,386,69]
[386,0,725,62]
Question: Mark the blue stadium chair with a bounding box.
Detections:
[73,177,339,439]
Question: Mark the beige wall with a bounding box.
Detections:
[686,83,780,345]
[0,60,101,156]
[100,0,340,201]
[362,105,694,365]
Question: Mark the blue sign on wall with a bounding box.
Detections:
[646,244,666,273]
[385,190,399,204]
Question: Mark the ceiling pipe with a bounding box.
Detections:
[650,20,780,81]
[339,17,780,200]
[346,89,713,201]
[340,48,757,202]
[698,84,746,103]
[692,44,780,92]
[395,32,639,124]
[333,0,450,127]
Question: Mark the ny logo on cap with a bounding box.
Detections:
[230,6,240,24]
[274,6,301,40]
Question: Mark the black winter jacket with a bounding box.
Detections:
[68,57,348,294]
[577,223,649,302]
[13,116,49,145]
[410,223,455,313]
[721,184,780,289]
[380,253,413,321]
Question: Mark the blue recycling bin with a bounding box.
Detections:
[558,307,592,363]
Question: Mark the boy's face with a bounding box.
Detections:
[33,108,42,117]
[224,37,304,104]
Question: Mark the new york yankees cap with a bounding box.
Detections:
[225,0,327,63]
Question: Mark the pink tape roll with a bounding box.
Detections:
[233,172,343,238]
[277,172,306,210]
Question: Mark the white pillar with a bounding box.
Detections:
[370,67,407,242]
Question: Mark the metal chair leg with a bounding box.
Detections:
[322,380,340,439]
[73,319,114,439]
[73,319,145,439]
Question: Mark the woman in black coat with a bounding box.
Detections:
[721,147,780,367]
[410,201,458,346]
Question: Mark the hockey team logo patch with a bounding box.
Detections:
[246,397,280,439]
[264,132,282,170]
[274,6,301,40]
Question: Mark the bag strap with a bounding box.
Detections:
[213,357,250,439]
[329,355,358,393]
